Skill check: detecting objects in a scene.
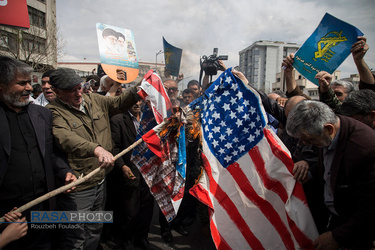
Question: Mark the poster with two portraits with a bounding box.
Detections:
[96,23,139,84]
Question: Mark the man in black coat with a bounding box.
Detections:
[0,56,75,249]
[107,100,154,250]
[286,100,375,249]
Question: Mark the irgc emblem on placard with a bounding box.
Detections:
[314,31,348,62]
[293,13,363,85]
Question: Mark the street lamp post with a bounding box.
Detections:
[156,50,163,74]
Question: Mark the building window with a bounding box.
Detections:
[28,6,46,29]
[308,90,318,96]
[0,34,8,49]
[283,47,287,57]
[0,30,18,53]
[22,33,47,55]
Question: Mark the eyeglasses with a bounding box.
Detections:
[167,87,178,92]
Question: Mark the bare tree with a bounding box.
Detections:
[56,25,67,61]
[0,23,66,72]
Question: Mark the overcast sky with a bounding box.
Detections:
[57,0,375,83]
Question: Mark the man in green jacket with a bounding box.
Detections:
[47,68,141,250]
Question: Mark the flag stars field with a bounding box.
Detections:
[194,69,266,168]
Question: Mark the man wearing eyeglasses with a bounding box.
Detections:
[163,79,179,107]
[34,70,56,107]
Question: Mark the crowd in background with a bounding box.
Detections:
[0,36,375,250]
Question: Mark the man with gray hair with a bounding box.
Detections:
[330,80,354,102]
[318,71,355,113]
[98,75,122,96]
[286,100,375,249]
[0,56,75,249]
[339,89,375,130]
[47,68,141,249]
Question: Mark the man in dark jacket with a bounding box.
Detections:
[107,100,154,250]
[0,56,74,249]
[286,100,375,249]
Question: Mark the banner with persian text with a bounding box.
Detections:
[293,13,363,85]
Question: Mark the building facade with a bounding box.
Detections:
[239,40,300,93]
[0,0,57,73]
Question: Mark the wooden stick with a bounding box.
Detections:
[0,137,144,223]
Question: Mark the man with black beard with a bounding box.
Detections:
[0,56,75,250]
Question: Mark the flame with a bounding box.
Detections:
[159,110,183,138]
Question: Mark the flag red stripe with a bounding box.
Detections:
[247,146,288,203]
[189,183,214,210]
[227,161,295,250]
[210,215,232,250]
[147,74,172,110]
[152,106,164,125]
[263,129,314,247]
[291,183,308,204]
[201,154,265,250]
[286,213,315,249]
[264,129,307,203]
[137,89,148,100]
[141,129,163,158]
[263,128,294,173]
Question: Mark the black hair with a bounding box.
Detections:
[182,88,194,95]
[188,80,200,88]
[42,69,56,78]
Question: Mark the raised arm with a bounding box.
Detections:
[352,36,374,86]
[282,53,298,94]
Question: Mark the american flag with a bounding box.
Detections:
[132,70,186,222]
[137,70,172,124]
[189,69,318,249]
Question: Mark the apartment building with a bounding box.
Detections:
[0,0,57,72]
[239,40,300,93]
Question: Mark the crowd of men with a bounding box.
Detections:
[0,35,375,250]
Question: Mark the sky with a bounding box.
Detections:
[57,0,375,85]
